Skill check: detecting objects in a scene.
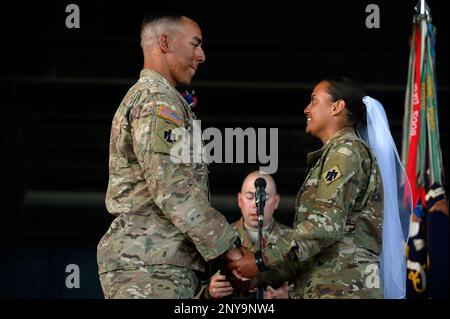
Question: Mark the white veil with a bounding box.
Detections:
[357,96,413,299]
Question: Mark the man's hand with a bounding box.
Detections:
[264,282,289,299]
[224,247,244,261]
[208,273,234,299]
[223,247,243,275]
[232,247,260,278]
[222,247,255,292]
[226,271,256,292]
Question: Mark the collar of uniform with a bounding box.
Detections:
[306,127,356,165]
[235,217,253,249]
[139,68,194,115]
[235,217,274,249]
[306,147,325,166]
[327,127,356,144]
[242,216,274,233]
[139,68,174,89]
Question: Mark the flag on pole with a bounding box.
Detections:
[402,1,449,299]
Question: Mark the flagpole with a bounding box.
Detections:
[420,0,425,14]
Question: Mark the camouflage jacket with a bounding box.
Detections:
[264,128,384,298]
[97,69,237,274]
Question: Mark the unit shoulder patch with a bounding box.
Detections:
[322,165,343,185]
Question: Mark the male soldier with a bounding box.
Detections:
[97,13,243,299]
[205,171,292,299]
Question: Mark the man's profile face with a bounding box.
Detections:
[238,175,280,229]
[167,18,206,86]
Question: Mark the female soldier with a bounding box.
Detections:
[231,77,410,299]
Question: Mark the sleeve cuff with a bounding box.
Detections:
[263,235,294,267]
[191,221,238,261]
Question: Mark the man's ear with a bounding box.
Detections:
[159,34,170,53]
[237,192,243,209]
[274,194,280,210]
[332,99,346,116]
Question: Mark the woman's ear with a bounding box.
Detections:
[332,99,346,116]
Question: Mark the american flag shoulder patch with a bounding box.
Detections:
[156,105,182,127]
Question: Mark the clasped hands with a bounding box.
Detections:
[222,246,263,292]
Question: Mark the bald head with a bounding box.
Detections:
[238,171,280,229]
[241,171,277,195]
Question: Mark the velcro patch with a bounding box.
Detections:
[337,147,353,157]
[152,118,181,155]
[157,105,182,127]
[322,165,343,185]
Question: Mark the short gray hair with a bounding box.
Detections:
[140,14,185,49]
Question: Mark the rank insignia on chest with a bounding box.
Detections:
[322,165,343,185]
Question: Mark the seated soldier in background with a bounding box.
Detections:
[204,171,292,299]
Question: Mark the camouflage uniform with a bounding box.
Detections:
[97,69,237,299]
[99,264,200,299]
[204,217,292,299]
[263,128,384,299]
[233,217,291,252]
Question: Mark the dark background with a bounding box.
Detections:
[0,0,448,298]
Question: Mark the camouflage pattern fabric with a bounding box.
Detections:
[97,69,237,297]
[235,217,293,298]
[204,217,293,299]
[264,128,384,298]
[234,217,291,252]
[99,264,200,299]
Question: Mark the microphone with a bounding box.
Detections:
[255,177,267,191]
[254,177,267,299]
[254,177,266,226]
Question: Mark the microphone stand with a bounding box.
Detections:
[255,178,266,299]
